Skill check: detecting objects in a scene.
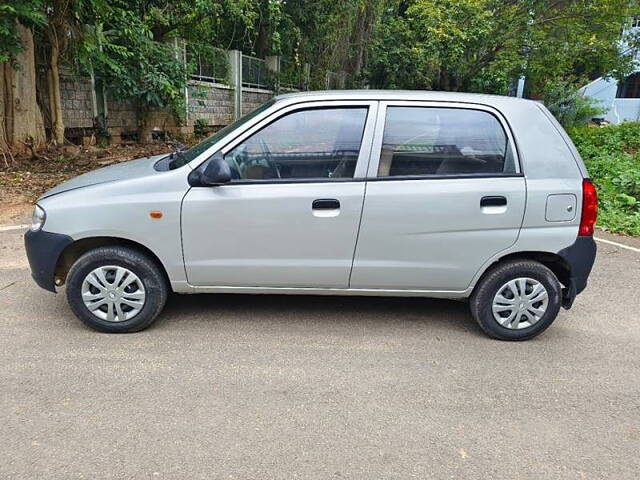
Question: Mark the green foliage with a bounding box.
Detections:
[0,0,45,64]
[81,0,284,122]
[569,124,640,235]
[280,0,385,88]
[4,0,640,150]
[81,2,191,121]
[193,118,208,137]
[541,82,605,129]
[366,0,640,96]
[366,9,435,89]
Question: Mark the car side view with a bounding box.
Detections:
[24,91,597,340]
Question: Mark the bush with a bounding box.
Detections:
[194,119,208,137]
[568,123,640,235]
[542,82,604,129]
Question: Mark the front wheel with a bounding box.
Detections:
[66,246,168,333]
[470,260,562,341]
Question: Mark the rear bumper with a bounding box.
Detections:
[24,230,73,293]
[558,236,597,308]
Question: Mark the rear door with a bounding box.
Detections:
[182,100,378,288]
[350,101,526,291]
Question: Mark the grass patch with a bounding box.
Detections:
[568,123,640,236]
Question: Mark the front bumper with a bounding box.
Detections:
[24,230,74,293]
[558,236,597,308]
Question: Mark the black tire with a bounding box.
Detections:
[66,246,168,333]
[470,260,562,341]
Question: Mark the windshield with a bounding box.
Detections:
[169,99,276,170]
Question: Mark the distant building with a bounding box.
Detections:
[580,18,640,123]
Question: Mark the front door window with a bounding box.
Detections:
[224,107,368,180]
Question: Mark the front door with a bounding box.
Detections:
[182,102,376,288]
[351,102,526,291]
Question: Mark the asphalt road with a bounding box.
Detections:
[1,227,639,479]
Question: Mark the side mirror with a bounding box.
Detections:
[190,152,231,186]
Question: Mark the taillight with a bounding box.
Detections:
[579,178,598,236]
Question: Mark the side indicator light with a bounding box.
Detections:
[149,211,163,219]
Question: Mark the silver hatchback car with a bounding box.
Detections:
[25,91,597,340]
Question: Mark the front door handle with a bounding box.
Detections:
[480,196,507,207]
[312,199,340,210]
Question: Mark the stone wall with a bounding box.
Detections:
[60,74,94,129]
[106,99,179,140]
[106,98,137,132]
[242,88,274,115]
[58,77,277,140]
[188,82,274,126]
[188,81,234,127]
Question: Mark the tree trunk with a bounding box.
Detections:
[351,10,367,78]
[0,64,14,154]
[137,108,153,143]
[138,122,153,143]
[439,68,449,91]
[48,28,65,145]
[0,23,45,154]
[348,0,383,82]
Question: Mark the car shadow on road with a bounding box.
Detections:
[159,292,481,336]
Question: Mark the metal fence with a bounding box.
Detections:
[242,55,269,89]
[185,42,352,93]
[188,47,229,84]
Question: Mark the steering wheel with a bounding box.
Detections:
[259,139,281,179]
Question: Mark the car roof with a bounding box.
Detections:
[274,89,536,108]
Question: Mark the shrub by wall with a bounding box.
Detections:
[569,123,640,236]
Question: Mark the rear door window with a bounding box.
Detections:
[378,107,516,177]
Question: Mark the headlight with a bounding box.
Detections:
[30,205,46,232]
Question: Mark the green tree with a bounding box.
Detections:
[280,0,385,88]
[83,1,194,142]
[366,0,640,96]
[83,0,268,142]
[0,0,45,64]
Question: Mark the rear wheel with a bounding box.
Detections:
[470,260,562,341]
[66,246,168,333]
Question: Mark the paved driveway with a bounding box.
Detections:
[1,227,639,479]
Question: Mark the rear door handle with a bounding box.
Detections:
[480,196,507,207]
[312,199,340,210]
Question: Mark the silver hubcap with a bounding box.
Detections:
[81,266,146,322]
[492,277,548,330]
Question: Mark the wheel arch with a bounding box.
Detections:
[472,251,572,293]
[54,236,172,290]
